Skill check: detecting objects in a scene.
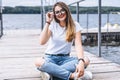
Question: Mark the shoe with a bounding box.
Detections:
[79,71,93,80]
[40,71,50,80]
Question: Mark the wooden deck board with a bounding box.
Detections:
[0,29,120,80]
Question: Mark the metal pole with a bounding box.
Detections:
[41,0,44,30]
[0,0,3,38]
[86,13,89,37]
[76,2,79,22]
[69,0,85,5]
[98,0,102,57]
[43,1,45,24]
[49,0,51,10]
[106,13,109,48]
[107,14,109,33]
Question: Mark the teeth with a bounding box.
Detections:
[59,15,64,18]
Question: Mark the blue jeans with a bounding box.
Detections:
[37,54,79,80]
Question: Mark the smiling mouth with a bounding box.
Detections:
[58,14,65,18]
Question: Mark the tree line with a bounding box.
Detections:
[2,6,120,14]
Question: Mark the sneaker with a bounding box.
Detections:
[40,71,50,80]
[79,71,93,80]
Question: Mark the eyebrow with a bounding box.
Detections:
[55,9,63,12]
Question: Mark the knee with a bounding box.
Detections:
[34,57,45,67]
[84,56,90,66]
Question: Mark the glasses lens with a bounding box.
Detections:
[55,9,65,16]
[61,10,65,14]
[55,11,60,15]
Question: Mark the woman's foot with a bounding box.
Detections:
[78,71,93,80]
[40,71,50,80]
[70,71,92,80]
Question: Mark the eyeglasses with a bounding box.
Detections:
[55,9,66,16]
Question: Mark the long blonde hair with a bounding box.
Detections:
[53,2,75,42]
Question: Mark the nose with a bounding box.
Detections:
[59,12,62,15]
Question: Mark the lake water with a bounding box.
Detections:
[2,14,120,64]
[83,46,120,64]
[3,14,120,30]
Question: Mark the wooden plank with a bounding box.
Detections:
[0,69,40,79]
[87,63,120,73]
[93,72,120,80]
[7,78,41,80]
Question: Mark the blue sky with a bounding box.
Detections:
[2,0,120,7]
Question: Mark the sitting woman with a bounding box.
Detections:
[35,1,92,80]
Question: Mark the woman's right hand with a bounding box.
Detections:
[46,12,54,23]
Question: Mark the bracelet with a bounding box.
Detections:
[46,21,51,25]
[78,58,85,63]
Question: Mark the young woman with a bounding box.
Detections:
[35,1,92,80]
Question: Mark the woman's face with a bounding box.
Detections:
[54,6,67,22]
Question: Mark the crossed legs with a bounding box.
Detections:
[35,56,90,80]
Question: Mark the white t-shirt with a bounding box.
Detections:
[45,21,83,54]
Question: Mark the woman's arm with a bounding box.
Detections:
[39,23,51,45]
[39,12,53,45]
[75,31,85,78]
[75,31,84,59]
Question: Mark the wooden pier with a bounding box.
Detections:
[0,29,120,80]
[81,28,120,46]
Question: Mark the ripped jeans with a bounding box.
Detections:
[37,54,79,80]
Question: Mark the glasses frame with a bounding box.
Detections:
[55,9,66,16]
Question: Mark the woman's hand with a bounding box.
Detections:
[46,12,54,23]
[75,61,85,78]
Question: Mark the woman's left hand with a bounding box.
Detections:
[75,61,85,78]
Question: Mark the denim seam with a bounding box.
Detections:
[67,72,72,80]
